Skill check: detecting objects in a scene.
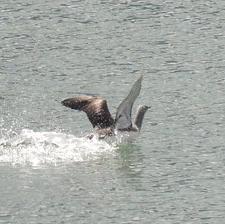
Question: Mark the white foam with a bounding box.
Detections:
[0,129,116,166]
[114,130,139,144]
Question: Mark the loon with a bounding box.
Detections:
[61,75,150,139]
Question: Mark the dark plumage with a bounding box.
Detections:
[62,96,114,129]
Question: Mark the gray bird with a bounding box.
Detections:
[61,76,150,139]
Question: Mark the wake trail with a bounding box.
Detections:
[0,129,116,166]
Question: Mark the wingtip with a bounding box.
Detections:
[61,98,73,108]
[61,99,68,107]
[137,75,143,84]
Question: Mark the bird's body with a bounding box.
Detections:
[61,76,150,139]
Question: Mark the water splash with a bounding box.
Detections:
[0,129,116,166]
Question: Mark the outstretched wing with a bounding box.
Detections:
[61,96,114,129]
[115,75,143,130]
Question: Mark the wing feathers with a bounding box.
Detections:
[115,75,143,130]
[61,96,114,128]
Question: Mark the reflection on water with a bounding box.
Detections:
[117,143,144,177]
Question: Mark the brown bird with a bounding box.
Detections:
[61,76,150,139]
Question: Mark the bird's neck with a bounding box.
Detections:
[134,108,147,131]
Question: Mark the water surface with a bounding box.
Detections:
[1,0,225,223]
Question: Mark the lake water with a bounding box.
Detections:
[1,0,225,223]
